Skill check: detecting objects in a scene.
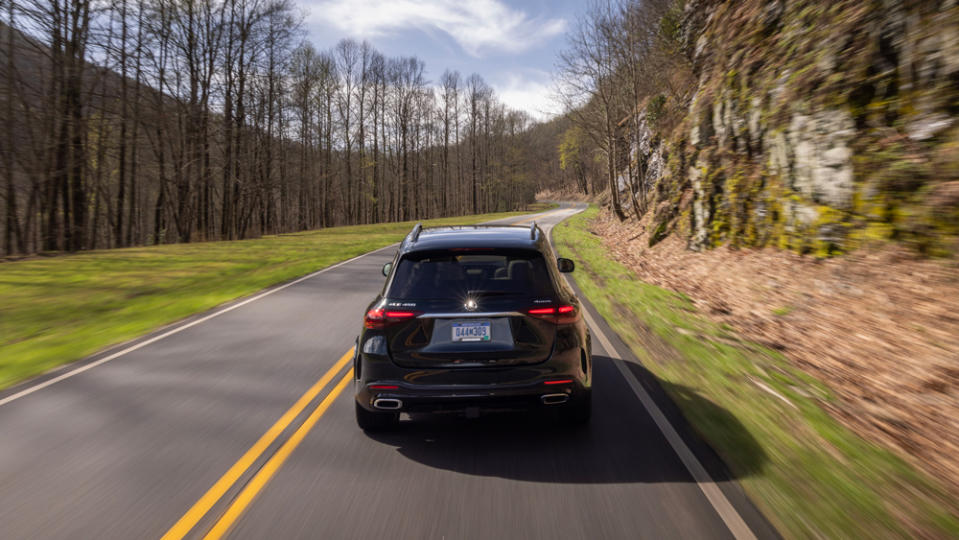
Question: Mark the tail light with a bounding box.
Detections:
[365,309,419,329]
[527,305,579,324]
[528,307,556,318]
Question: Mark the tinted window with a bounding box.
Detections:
[387,250,554,300]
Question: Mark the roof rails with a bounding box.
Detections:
[530,222,537,240]
[410,223,423,244]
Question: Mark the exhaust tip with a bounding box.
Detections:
[541,393,569,405]
[373,398,403,410]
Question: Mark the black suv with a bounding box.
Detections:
[353,222,592,430]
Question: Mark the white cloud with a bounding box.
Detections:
[306,0,566,57]
[493,73,562,122]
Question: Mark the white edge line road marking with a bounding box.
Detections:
[575,276,758,540]
[0,207,555,408]
[0,245,399,408]
[543,206,756,540]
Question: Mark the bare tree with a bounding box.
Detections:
[464,73,488,215]
[334,38,358,223]
[368,50,384,222]
[439,69,459,215]
[558,0,628,220]
[3,0,24,253]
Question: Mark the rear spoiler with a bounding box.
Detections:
[403,222,423,248]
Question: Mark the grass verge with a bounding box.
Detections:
[553,206,959,538]
[0,209,535,390]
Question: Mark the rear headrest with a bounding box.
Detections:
[507,260,533,283]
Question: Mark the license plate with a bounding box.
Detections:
[452,321,491,342]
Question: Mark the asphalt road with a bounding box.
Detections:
[0,203,777,539]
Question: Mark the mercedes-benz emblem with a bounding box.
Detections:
[464,299,478,311]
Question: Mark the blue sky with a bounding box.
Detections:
[298,0,584,121]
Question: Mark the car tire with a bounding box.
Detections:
[355,401,399,431]
[566,391,592,425]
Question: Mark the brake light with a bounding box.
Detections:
[369,384,398,390]
[365,308,385,329]
[527,305,579,324]
[364,308,419,329]
[544,379,573,385]
[557,305,579,324]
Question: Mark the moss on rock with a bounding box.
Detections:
[618,0,959,258]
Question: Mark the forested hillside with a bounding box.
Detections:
[0,1,557,256]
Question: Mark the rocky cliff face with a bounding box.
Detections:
[621,0,959,256]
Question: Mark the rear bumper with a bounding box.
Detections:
[355,343,590,414]
[355,320,591,415]
[355,380,588,414]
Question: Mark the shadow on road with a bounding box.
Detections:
[364,355,766,484]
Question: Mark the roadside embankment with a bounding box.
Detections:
[613,1,959,256]
[554,205,959,539]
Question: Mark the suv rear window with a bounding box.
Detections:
[387,250,554,300]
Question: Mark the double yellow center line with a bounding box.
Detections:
[162,349,355,540]
[163,210,563,538]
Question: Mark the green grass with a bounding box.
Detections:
[554,206,959,539]
[0,209,534,390]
